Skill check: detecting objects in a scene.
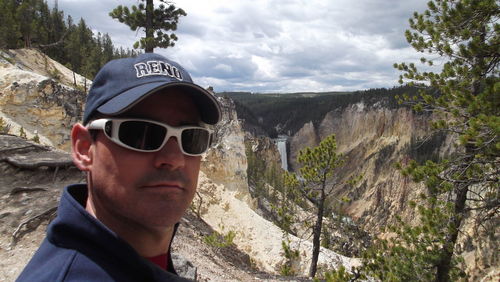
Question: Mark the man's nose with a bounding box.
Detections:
[153,137,185,169]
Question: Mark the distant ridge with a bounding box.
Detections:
[219,86,420,137]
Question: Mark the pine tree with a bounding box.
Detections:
[101,33,114,65]
[109,0,186,52]
[283,134,359,278]
[42,5,68,61]
[0,0,136,79]
[16,0,37,47]
[0,0,21,48]
[34,0,50,45]
[362,1,499,281]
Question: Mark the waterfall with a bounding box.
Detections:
[276,135,288,171]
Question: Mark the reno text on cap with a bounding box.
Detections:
[134,60,183,80]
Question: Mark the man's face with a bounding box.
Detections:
[87,89,202,232]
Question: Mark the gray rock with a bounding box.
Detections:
[172,253,197,281]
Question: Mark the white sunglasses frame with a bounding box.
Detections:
[86,118,213,156]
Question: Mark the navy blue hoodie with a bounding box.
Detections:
[17,184,191,281]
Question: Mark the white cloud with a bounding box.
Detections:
[53,0,430,92]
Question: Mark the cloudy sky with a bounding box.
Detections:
[51,0,429,93]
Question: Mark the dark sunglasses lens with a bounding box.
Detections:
[181,128,210,154]
[119,121,166,151]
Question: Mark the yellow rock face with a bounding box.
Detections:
[0,49,89,151]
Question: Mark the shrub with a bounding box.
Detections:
[0,117,11,134]
[203,229,236,249]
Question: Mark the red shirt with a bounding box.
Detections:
[146,253,168,270]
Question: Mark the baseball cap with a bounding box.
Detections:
[82,53,221,125]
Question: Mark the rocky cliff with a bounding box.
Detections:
[0,49,89,151]
[289,101,497,279]
[289,102,442,228]
[199,98,361,275]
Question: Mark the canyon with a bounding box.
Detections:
[0,49,497,280]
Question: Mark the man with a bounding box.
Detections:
[17,53,221,281]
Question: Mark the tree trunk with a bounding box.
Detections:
[145,0,154,53]
[24,34,31,48]
[309,188,325,278]
[435,184,468,282]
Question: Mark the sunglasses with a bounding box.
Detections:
[87,118,213,156]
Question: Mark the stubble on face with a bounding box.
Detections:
[86,89,202,234]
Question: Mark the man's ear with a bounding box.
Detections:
[71,123,94,171]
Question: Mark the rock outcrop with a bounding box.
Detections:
[199,146,360,276]
[288,101,497,279]
[201,97,251,205]
[0,49,89,151]
[0,134,84,280]
[289,121,319,170]
[199,97,360,276]
[289,102,446,228]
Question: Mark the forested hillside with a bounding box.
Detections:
[0,0,138,79]
[221,86,420,137]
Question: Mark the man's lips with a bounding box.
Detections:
[141,182,184,190]
[136,171,188,191]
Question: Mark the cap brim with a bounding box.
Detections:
[97,81,221,125]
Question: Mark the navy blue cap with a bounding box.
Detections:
[83,53,221,125]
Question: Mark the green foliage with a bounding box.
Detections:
[246,140,306,238]
[62,18,139,79]
[279,236,300,276]
[365,1,500,281]
[318,265,364,282]
[362,199,467,281]
[271,171,305,234]
[298,135,347,277]
[49,68,61,80]
[245,141,289,215]
[0,0,139,79]
[31,133,40,143]
[321,202,371,259]
[257,135,361,277]
[0,0,20,48]
[18,127,27,139]
[15,0,46,48]
[0,117,11,134]
[203,228,236,249]
[298,135,344,187]
[109,0,186,52]
[280,134,360,278]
